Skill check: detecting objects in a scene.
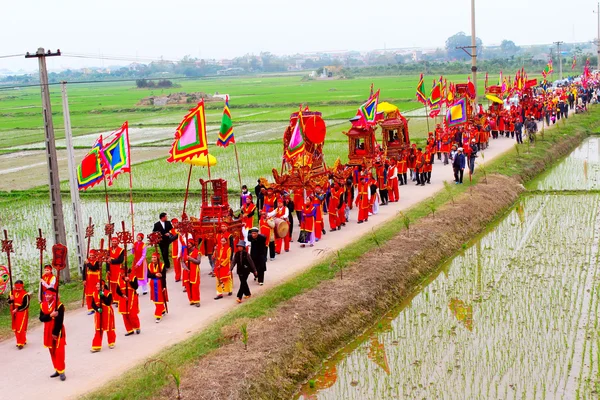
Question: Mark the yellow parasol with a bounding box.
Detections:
[183,154,217,167]
[485,94,503,104]
[377,101,399,113]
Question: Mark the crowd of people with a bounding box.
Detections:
[5,79,595,383]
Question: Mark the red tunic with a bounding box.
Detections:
[41,300,66,348]
[242,203,257,229]
[109,247,123,283]
[132,242,147,281]
[93,289,116,331]
[148,262,166,303]
[10,290,29,335]
[302,204,316,232]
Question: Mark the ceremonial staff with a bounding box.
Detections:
[117,221,133,313]
[104,217,115,283]
[50,241,67,356]
[2,230,15,323]
[82,217,95,307]
[95,239,111,343]
[175,217,194,297]
[148,231,168,314]
[35,229,47,303]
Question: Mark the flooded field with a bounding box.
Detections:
[533,136,600,191]
[299,137,600,399]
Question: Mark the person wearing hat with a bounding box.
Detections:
[283,193,295,245]
[9,279,30,349]
[263,187,277,213]
[40,264,57,300]
[90,280,116,352]
[39,287,66,381]
[468,138,479,175]
[301,197,317,246]
[247,227,267,285]
[230,240,257,303]
[241,195,257,241]
[169,219,184,284]
[268,198,290,254]
[147,253,168,322]
[131,233,149,294]
[83,250,102,314]
[116,268,141,335]
[108,237,125,303]
[328,182,342,231]
[214,236,233,299]
[182,237,201,307]
[453,147,466,184]
[355,176,370,224]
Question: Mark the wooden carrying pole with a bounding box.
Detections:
[2,230,15,322]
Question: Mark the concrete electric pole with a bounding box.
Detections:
[594,2,600,71]
[61,82,86,276]
[25,48,70,281]
[554,41,564,80]
[470,0,477,98]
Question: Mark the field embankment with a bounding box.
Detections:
[151,124,591,399]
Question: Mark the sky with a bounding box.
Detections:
[1,0,598,72]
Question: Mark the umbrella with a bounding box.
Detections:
[183,154,217,167]
[485,94,503,104]
[377,101,399,113]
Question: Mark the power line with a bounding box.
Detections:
[0,75,213,91]
[0,54,25,59]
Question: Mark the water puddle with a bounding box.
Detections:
[298,194,600,399]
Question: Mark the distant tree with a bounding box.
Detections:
[500,40,520,56]
[445,32,483,60]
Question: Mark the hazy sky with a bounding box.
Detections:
[2,0,598,72]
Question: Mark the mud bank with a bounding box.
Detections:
[157,131,588,400]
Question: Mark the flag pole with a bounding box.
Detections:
[128,171,135,235]
[182,164,193,216]
[424,103,431,135]
[233,142,243,192]
[102,175,111,222]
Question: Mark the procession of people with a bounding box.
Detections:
[2,70,598,385]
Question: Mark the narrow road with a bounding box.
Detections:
[0,122,555,399]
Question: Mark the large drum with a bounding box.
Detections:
[274,218,289,239]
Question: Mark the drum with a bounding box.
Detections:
[267,217,276,228]
[274,218,289,239]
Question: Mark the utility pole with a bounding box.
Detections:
[25,48,70,282]
[594,2,600,71]
[61,82,86,277]
[470,0,477,99]
[554,41,564,80]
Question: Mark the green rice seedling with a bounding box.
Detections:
[240,322,249,350]
[145,359,181,400]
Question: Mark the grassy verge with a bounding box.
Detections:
[76,108,600,399]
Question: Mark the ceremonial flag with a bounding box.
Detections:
[168,101,208,163]
[359,89,380,126]
[542,60,553,78]
[498,70,503,86]
[572,56,577,71]
[217,96,234,148]
[446,81,454,104]
[429,79,442,106]
[286,111,305,160]
[446,98,467,127]
[416,73,427,105]
[77,136,107,190]
[102,122,131,185]
[484,72,489,90]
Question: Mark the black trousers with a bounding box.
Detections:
[159,242,171,269]
[257,268,265,284]
[268,241,275,259]
[453,167,463,183]
[401,173,407,185]
[416,172,422,185]
[237,274,251,299]
[516,131,523,144]
[380,189,388,204]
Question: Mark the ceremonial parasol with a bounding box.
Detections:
[377,102,399,114]
[183,154,217,167]
[485,94,503,104]
[303,114,326,144]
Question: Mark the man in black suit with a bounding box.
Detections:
[152,212,176,270]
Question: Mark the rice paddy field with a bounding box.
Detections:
[298,139,600,400]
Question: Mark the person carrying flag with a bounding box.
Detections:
[108,237,125,302]
[83,250,102,314]
[131,233,149,293]
[182,237,201,307]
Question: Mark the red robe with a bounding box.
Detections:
[40,300,66,374]
[10,289,29,346]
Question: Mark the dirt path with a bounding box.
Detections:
[0,127,549,400]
